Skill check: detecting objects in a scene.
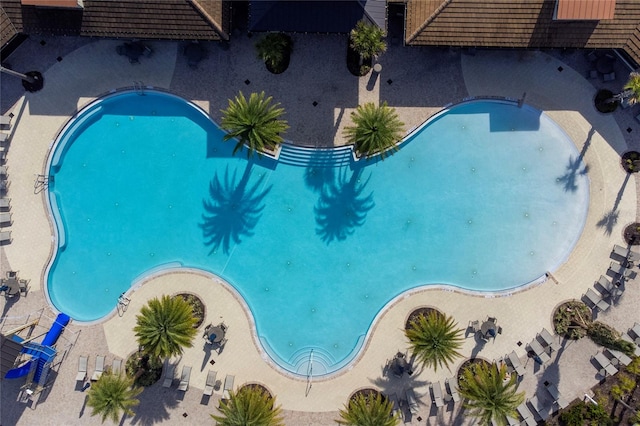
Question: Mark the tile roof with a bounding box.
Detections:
[0,0,228,48]
[405,0,640,66]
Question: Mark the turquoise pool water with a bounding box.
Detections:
[46,91,589,375]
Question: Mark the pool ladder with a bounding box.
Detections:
[133,81,145,95]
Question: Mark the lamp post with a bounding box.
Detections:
[0,66,44,92]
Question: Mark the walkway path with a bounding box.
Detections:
[1,34,639,425]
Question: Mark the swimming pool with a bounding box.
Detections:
[46,91,589,376]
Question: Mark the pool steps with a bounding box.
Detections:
[277,144,353,167]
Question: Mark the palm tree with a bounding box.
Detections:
[350,20,387,61]
[87,371,142,424]
[255,33,292,73]
[211,385,284,426]
[405,310,464,372]
[623,72,640,105]
[220,91,289,158]
[337,391,400,426]
[457,362,525,426]
[344,102,404,160]
[133,294,198,360]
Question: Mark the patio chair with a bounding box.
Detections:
[583,288,610,311]
[223,374,235,400]
[608,261,634,279]
[507,351,526,377]
[112,359,122,375]
[527,395,551,421]
[0,166,6,176]
[587,51,599,62]
[516,402,537,426]
[405,388,419,414]
[468,320,480,333]
[538,328,560,352]
[91,355,105,381]
[0,133,8,144]
[527,339,550,364]
[18,279,29,296]
[177,365,191,392]
[593,352,618,376]
[445,377,460,403]
[612,244,640,263]
[162,363,175,388]
[0,115,11,129]
[545,382,568,409]
[0,197,9,210]
[0,231,11,244]
[431,381,444,408]
[203,370,217,396]
[605,348,633,367]
[0,212,11,224]
[631,323,640,339]
[76,355,88,382]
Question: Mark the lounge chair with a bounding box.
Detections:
[597,275,621,298]
[0,115,11,129]
[0,166,6,176]
[621,333,640,356]
[0,197,9,210]
[609,261,634,279]
[0,231,11,244]
[593,352,618,376]
[538,328,560,352]
[76,355,88,382]
[612,244,640,263]
[527,395,551,421]
[431,381,444,408]
[0,133,8,144]
[406,388,419,414]
[0,212,11,224]
[527,339,550,364]
[516,402,537,426]
[203,370,217,396]
[545,382,568,409]
[583,288,611,311]
[468,320,480,333]
[605,348,632,367]
[177,365,191,392]
[223,374,235,400]
[631,323,640,339]
[0,180,9,192]
[386,393,403,420]
[112,359,122,375]
[506,414,520,426]
[162,363,175,388]
[91,355,105,381]
[445,377,460,402]
[507,351,526,377]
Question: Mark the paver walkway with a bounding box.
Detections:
[1,34,639,425]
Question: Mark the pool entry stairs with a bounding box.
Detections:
[277,144,353,168]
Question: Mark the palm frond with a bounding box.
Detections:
[211,386,284,426]
[405,311,464,372]
[344,102,404,160]
[337,392,400,426]
[87,372,142,424]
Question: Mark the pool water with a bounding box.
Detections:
[46,91,589,376]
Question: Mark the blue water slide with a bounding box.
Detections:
[4,313,70,379]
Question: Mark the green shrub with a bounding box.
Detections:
[554,301,591,339]
[559,402,586,425]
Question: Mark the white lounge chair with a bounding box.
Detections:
[76,355,88,382]
[538,328,560,352]
[0,115,11,128]
[609,261,634,279]
[0,166,6,176]
[605,348,632,367]
[445,377,460,402]
[0,212,12,224]
[507,351,526,377]
[91,355,105,381]
[203,370,217,396]
[406,388,420,414]
[516,402,537,426]
[527,339,550,364]
[583,288,611,311]
[0,133,8,144]
[0,198,9,210]
[111,359,122,375]
[177,365,191,392]
[631,323,640,339]
[162,364,175,388]
[593,352,618,376]
[527,395,551,421]
[0,230,11,244]
[223,374,235,400]
[612,244,640,263]
[545,382,568,409]
[431,381,444,408]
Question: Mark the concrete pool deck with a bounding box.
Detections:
[1,34,640,425]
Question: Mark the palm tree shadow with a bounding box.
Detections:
[314,167,375,244]
[597,172,630,235]
[200,162,271,255]
[556,128,593,192]
[128,384,180,426]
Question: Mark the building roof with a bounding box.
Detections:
[0,0,229,48]
[556,0,616,20]
[405,0,640,66]
[0,334,23,378]
[249,0,386,34]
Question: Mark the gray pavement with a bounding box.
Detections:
[1,34,640,425]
